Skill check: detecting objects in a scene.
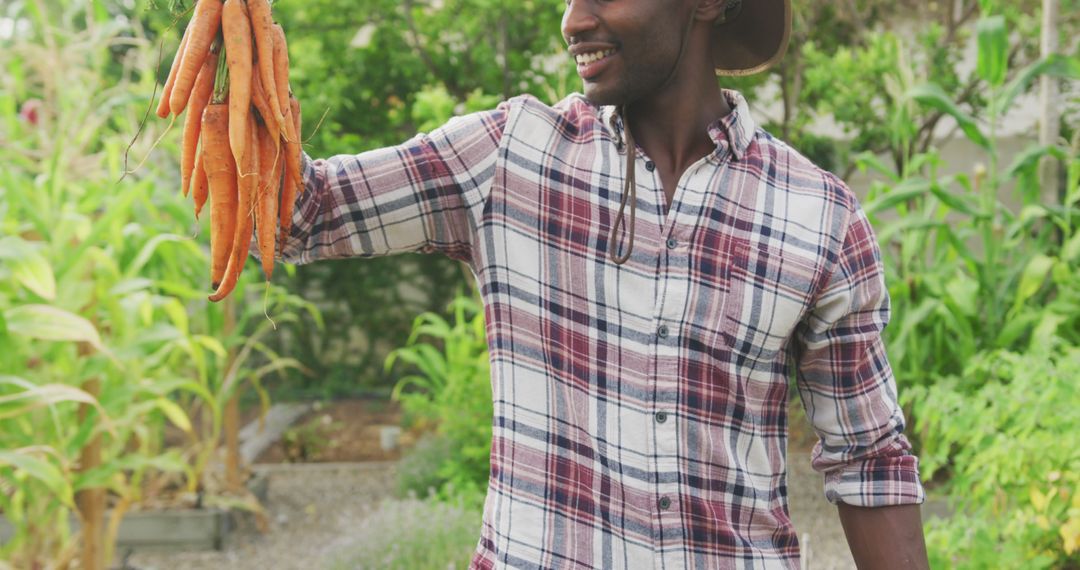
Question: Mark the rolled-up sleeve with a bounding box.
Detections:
[794,199,925,507]
[277,100,511,267]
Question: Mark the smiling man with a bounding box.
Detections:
[277,0,929,568]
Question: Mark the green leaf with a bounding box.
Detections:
[0,382,99,420]
[930,183,980,216]
[11,252,57,301]
[1015,255,1055,307]
[975,16,1008,87]
[945,275,979,317]
[864,177,933,215]
[1000,54,1080,119]
[4,304,103,350]
[907,83,989,149]
[155,398,193,434]
[0,450,73,507]
[123,233,187,279]
[0,237,56,300]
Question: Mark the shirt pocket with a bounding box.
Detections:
[722,239,819,370]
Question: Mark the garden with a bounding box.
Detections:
[1,0,1078,568]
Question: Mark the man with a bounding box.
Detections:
[278,0,929,567]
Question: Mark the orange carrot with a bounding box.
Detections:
[192,145,210,219]
[250,72,275,133]
[202,104,238,289]
[169,0,224,116]
[254,121,280,279]
[181,45,219,198]
[278,95,303,251]
[157,28,190,118]
[222,0,253,170]
[289,95,303,193]
[270,23,291,134]
[251,75,282,181]
[247,0,284,133]
[210,115,258,302]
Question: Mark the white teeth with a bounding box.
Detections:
[575,49,614,65]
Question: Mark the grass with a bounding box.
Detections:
[328,493,483,570]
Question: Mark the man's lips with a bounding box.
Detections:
[573,47,618,80]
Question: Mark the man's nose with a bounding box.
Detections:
[561,0,599,44]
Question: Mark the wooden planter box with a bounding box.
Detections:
[0,471,269,553]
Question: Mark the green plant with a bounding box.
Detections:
[387,295,492,499]
[281,414,342,462]
[856,12,1080,391]
[909,343,1080,567]
[0,3,316,566]
[396,432,459,499]
[328,492,483,570]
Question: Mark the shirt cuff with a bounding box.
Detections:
[821,450,926,507]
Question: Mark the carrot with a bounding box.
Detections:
[222,0,253,170]
[270,23,291,134]
[251,75,282,182]
[192,145,210,220]
[247,0,285,133]
[157,28,191,118]
[254,121,280,280]
[210,116,259,302]
[278,95,302,251]
[201,103,238,289]
[289,95,303,193]
[181,45,220,198]
[250,72,276,134]
[169,0,225,116]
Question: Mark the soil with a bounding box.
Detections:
[251,398,412,464]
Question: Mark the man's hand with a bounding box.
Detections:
[837,503,929,569]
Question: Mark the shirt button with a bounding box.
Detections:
[645,160,656,172]
[658,496,672,510]
[655,411,668,424]
[656,325,669,339]
[666,237,678,249]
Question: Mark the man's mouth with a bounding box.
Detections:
[575,48,617,80]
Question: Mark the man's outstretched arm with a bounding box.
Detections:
[838,503,929,569]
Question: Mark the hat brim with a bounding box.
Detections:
[713,0,792,76]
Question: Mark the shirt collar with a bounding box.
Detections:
[598,88,755,161]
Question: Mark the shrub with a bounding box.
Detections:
[387,296,492,500]
[908,343,1080,567]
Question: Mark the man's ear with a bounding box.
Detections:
[696,0,726,25]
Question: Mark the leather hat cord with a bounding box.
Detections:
[607,6,699,265]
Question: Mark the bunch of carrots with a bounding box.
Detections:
[157,0,303,302]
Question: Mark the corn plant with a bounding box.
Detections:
[0,2,316,567]
[857,12,1080,390]
[850,5,1080,567]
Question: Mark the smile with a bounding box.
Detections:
[574,48,615,65]
[574,48,616,80]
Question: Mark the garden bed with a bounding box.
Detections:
[250,398,408,464]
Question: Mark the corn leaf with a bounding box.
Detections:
[3,304,102,350]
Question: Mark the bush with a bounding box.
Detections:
[387,295,492,500]
[908,343,1080,567]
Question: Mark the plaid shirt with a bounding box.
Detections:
[283,90,924,569]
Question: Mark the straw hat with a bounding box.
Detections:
[713,0,792,76]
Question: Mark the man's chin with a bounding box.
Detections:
[581,87,625,107]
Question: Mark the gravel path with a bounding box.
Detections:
[127,455,853,570]
[127,462,399,570]
[786,451,857,570]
